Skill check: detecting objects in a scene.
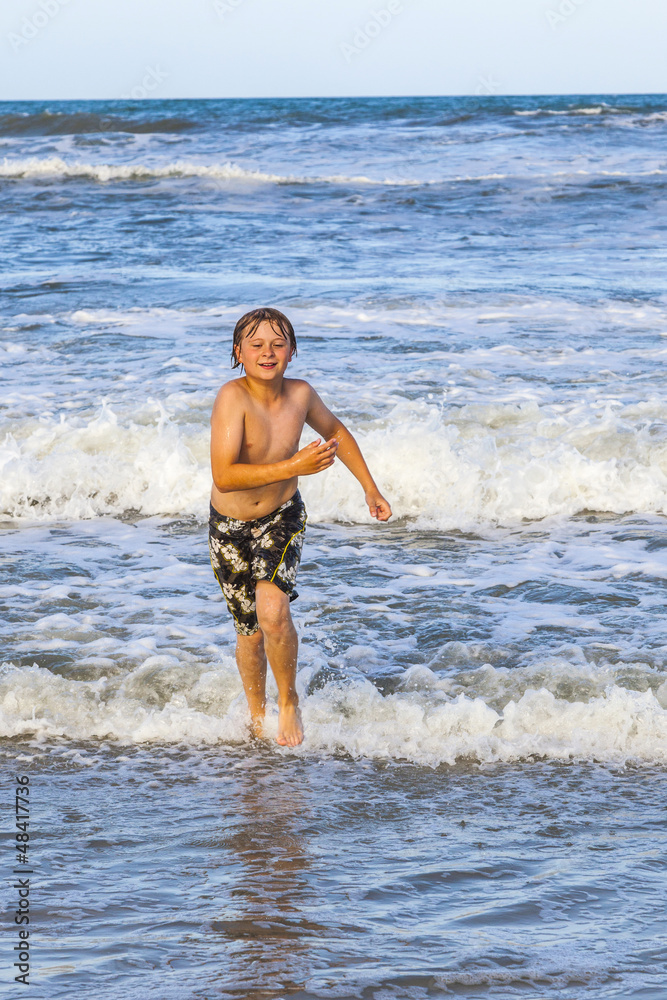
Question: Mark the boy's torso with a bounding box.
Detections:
[211,377,310,521]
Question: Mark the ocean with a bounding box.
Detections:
[1,95,666,999]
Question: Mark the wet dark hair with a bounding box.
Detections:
[231,307,297,369]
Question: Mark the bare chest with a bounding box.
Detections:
[240,399,307,463]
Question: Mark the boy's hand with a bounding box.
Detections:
[365,490,392,522]
[292,438,338,476]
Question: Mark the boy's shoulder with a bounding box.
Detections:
[214,377,247,403]
[284,378,319,410]
[211,379,248,422]
[217,376,246,392]
[284,377,313,395]
[213,376,314,406]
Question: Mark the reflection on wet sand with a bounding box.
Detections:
[206,761,320,998]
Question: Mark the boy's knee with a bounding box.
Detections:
[258,606,291,637]
[237,628,264,649]
[255,583,292,636]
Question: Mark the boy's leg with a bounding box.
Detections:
[235,629,267,736]
[255,580,303,747]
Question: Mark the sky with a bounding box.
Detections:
[0,0,665,101]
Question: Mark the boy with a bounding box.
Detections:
[209,307,392,747]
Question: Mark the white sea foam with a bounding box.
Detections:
[1,658,665,765]
[3,156,664,188]
[2,395,667,526]
[0,658,248,744]
[0,400,210,520]
[55,297,667,340]
[512,107,608,117]
[512,105,667,127]
[302,397,667,528]
[0,156,416,186]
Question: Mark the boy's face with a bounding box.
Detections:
[235,320,293,379]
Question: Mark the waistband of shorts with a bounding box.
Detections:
[209,490,303,529]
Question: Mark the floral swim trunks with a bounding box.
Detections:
[208,491,307,636]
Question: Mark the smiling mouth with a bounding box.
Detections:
[259,362,277,368]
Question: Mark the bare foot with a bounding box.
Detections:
[249,714,266,740]
[276,701,304,747]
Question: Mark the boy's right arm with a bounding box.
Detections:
[210,385,337,493]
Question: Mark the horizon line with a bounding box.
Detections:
[1,91,667,104]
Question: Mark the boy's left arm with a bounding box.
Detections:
[305,387,392,521]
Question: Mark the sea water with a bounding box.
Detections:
[1,95,666,998]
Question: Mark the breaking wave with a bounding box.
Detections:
[2,397,667,527]
[0,156,417,186]
[1,656,665,765]
[2,156,665,187]
[0,110,196,137]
